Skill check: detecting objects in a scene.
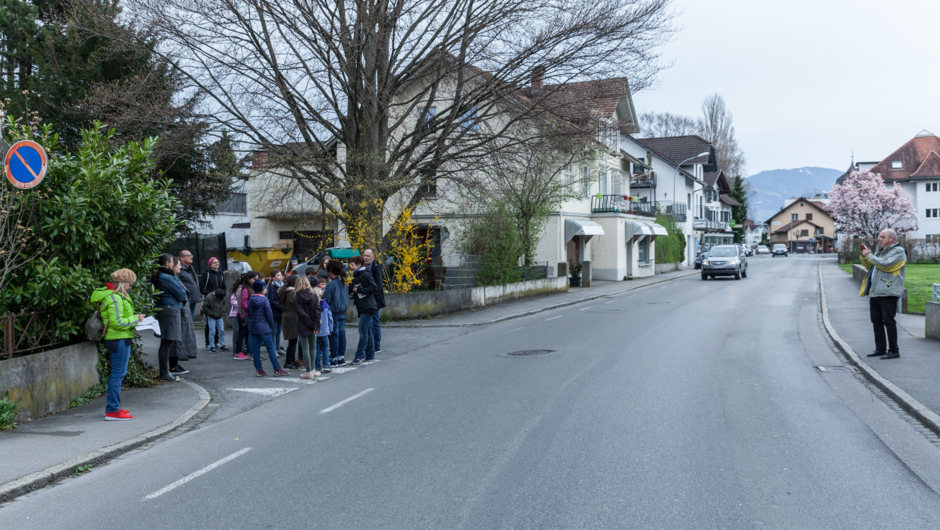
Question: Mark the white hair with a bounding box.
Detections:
[881,229,897,242]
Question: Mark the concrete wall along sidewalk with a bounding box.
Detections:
[0,342,99,421]
[348,276,569,321]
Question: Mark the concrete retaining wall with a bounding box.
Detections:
[0,342,99,421]
[346,276,568,321]
[655,262,681,275]
[927,302,940,340]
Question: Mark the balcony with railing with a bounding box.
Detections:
[591,195,655,217]
[655,201,687,222]
[692,209,730,232]
[629,173,655,188]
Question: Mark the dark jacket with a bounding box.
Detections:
[202,292,226,320]
[247,294,274,335]
[368,261,386,309]
[281,288,298,340]
[179,263,201,303]
[350,268,378,315]
[294,289,321,337]
[323,277,349,316]
[267,281,284,320]
[199,269,226,296]
[156,269,187,310]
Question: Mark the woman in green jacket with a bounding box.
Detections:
[89,269,144,421]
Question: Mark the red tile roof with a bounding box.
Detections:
[772,219,821,234]
[910,150,940,178]
[869,134,940,181]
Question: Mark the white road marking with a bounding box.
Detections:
[628,294,637,298]
[545,315,562,321]
[319,388,374,414]
[578,306,594,311]
[227,388,298,397]
[144,448,251,500]
[502,327,523,334]
[330,367,358,374]
[604,300,617,304]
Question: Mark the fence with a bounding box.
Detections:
[518,262,550,281]
[0,311,68,361]
[443,254,482,290]
[839,238,940,264]
[164,233,229,275]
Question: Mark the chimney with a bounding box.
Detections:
[531,66,544,90]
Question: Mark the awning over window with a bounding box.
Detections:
[565,219,605,243]
[625,221,668,244]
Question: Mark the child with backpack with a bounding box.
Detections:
[202,288,227,352]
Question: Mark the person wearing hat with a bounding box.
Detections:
[199,257,227,351]
[247,279,290,376]
[90,268,145,421]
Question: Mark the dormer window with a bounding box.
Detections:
[891,161,903,170]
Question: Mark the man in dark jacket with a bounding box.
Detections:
[363,248,385,353]
[199,257,226,348]
[348,256,377,365]
[178,250,202,318]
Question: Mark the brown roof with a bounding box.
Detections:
[910,150,940,178]
[703,169,732,193]
[772,219,821,234]
[744,219,757,229]
[720,195,741,207]
[868,133,940,181]
[534,77,637,133]
[636,135,715,168]
[765,197,834,225]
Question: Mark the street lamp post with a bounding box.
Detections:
[672,151,710,217]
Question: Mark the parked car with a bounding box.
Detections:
[737,243,752,257]
[757,245,770,255]
[292,247,360,276]
[701,245,748,280]
[694,250,707,269]
[772,244,788,257]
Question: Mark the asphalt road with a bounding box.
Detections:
[4,255,940,528]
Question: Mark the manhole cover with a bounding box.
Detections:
[816,365,858,373]
[506,350,555,357]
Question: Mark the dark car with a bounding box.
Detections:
[292,247,360,276]
[772,244,788,257]
[701,245,747,280]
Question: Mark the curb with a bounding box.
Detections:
[0,379,211,503]
[817,261,940,436]
[382,269,701,328]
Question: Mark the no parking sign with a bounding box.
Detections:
[4,140,48,190]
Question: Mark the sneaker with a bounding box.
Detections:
[105,410,133,421]
[336,358,346,366]
[375,349,382,353]
[220,346,230,352]
[350,359,362,366]
[159,374,177,382]
[170,365,189,375]
[256,369,268,377]
[188,354,197,360]
[273,368,290,376]
[321,368,332,374]
[299,371,318,379]
[234,352,251,360]
[209,348,216,353]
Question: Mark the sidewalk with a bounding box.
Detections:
[0,378,209,502]
[820,262,940,430]
[384,267,700,327]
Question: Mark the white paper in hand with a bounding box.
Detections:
[136,316,161,335]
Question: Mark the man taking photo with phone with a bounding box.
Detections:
[859,229,907,360]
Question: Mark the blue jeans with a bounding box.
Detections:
[248,333,281,371]
[316,336,330,370]
[207,317,226,349]
[330,314,347,361]
[189,302,197,319]
[355,313,376,361]
[372,309,382,351]
[103,339,130,413]
[272,319,283,351]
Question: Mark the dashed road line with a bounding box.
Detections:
[227,388,298,397]
[578,306,594,311]
[144,448,251,500]
[319,388,375,414]
[545,315,562,321]
[503,327,524,334]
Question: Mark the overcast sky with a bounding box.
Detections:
[631,0,940,177]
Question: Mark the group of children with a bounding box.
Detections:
[202,259,352,378]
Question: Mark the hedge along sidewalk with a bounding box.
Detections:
[818,261,940,436]
[0,379,210,503]
[380,267,701,328]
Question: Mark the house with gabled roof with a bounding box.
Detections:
[838,130,940,239]
[765,197,835,253]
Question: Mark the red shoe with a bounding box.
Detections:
[105,410,133,421]
[273,368,290,377]
[256,369,268,377]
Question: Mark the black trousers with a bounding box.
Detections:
[870,296,900,354]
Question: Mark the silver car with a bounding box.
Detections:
[701,245,748,280]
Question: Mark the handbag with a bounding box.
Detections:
[85,303,110,341]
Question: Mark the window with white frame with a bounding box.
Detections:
[599,169,610,195]
[891,161,903,170]
[565,166,574,188]
[927,182,939,192]
[791,213,798,221]
[460,106,479,132]
[638,237,649,263]
[581,166,591,197]
[928,209,939,218]
[421,106,437,132]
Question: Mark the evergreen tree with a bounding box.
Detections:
[729,175,749,243]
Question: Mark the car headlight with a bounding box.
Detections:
[701,259,709,266]
[728,259,739,265]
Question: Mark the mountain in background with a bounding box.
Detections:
[746,167,844,223]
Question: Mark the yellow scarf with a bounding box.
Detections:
[858,258,906,297]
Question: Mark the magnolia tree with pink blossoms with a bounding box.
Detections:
[829,171,918,239]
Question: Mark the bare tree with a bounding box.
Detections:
[111,0,675,249]
[636,111,698,138]
[699,93,745,178]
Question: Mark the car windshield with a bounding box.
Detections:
[707,247,738,257]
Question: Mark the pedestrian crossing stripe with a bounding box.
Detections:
[227,388,298,397]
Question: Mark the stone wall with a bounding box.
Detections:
[654,261,681,274]
[927,302,940,340]
[0,342,99,421]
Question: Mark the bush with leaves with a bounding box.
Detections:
[654,211,687,264]
[457,202,522,286]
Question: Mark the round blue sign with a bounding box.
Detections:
[4,140,48,189]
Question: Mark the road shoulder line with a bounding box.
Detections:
[817,261,940,436]
[0,379,211,504]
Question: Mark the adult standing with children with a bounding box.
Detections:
[348,255,377,365]
[90,269,144,420]
[324,260,348,366]
[199,257,226,349]
[860,229,907,360]
[178,250,201,318]
[153,254,188,380]
[362,248,386,354]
